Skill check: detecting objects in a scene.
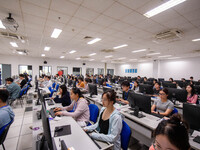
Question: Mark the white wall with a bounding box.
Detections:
[115,61,153,77]
[0,54,116,79]
[159,57,200,80]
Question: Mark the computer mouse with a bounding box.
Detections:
[55,126,63,132]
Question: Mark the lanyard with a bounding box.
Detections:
[124,91,129,100]
[72,98,80,112]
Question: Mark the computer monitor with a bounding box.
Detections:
[68,79,72,87]
[143,81,153,85]
[103,86,111,93]
[194,85,200,95]
[139,84,154,94]
[110,78,116,84]
[148,78,155,82]
[162,82,176,88]
[118,79,124,85]
[36,89,42,105]
[166,88,187,103]
[72,80,76,88]
[98,79,103,87]
[177,82,187,88]
[158,78,165,82]
[183,103,200,131]
[128,92,151,117]
[41,103,54,150]
[88,83,98,97]
[35,80,38,92]
[193,81,200,86]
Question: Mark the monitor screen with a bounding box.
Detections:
[103,86,111,93]
[162,82,176,88]
[194,85,200,95]
[88,83,98,96]
[139,84,154,94]
[183,103,200,130]
[166,88,187,103]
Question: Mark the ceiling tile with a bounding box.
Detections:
[47,10,71,24]
[122,11,146,25]
[22,0,51,9]
[93,14,116,27]
[68,17,90,28]
[110,21,131,31]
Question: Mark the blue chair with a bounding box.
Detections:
[106,83,112,88]
[171,108,178,115]
[55,84,59,91]
[121,120,131,150]
[0,119,13,150]
[52,82,56,89]
[48,86,52,91]
[89,104,99,124]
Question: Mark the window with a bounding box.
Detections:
[86,68,94,76]
[57,66,68,76]
[97,68,104,75]
[107,69,114,75]
[39,66,52,77]
[19,65,32,76]
[73,67,82,76]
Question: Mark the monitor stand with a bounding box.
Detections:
[130,106,145,118]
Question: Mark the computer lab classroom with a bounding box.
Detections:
[0,0,200,150]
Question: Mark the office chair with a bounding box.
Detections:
[55,84,59,91]
[171,108,178,115]
[52,82,56,89]
[121,120,131,150]
[88,104,99,125]
[0,120,13,150]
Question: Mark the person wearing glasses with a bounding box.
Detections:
[84,90,122,150]
[149,114,190,150]
[151,88,174,116]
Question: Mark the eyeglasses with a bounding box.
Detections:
[153,140,175,150]
[159,93,166,96]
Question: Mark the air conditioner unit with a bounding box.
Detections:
[0,31,25,41]
[155,29,183,40]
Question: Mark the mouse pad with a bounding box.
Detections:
[54,125,71,137]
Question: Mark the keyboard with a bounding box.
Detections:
[47,100,54,106]
[151,113,163,118]
[49,108,56,118]
[116,101,127,106]
[193,135,200,144]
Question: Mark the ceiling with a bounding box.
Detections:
[0,0,200,63]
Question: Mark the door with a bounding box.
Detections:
[2,64,11,84]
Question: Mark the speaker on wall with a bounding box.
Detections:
[83,63,86,65]
[44,61,47,64]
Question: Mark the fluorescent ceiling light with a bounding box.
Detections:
[76,58,81,60]
[60,56,65,59]
[192,38,200,42]
[0,20,6,29]
[89,59,94,61]
[132,49,147,53]
[129,59,137,61]
[105,55,113,58]
[87,38,101,44]
[44,46,50,51]
[101,60,107,62]
[118,57,126,60]
[147,53,160,56]
[41,54,45,57]
[113,44,128,49]
[51,28,62,38]
[18,52,23,55]
[168,57,181,59]
[89,53,96,56]
[69,50,76,54]
[158,55,172,58]
[10,42,18,47]
[144,0,186,18]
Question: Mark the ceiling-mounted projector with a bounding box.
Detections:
[2,13,19,32]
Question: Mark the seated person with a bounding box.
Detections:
[84,90,122,150]
[153,82,161,96]
[84,78,90,91]
[45,76,52,88]
[186,84,198,104]
[132,80,139,92]
[153,79,158,86]
[76,77,85,88]
[181,78,186,82]
[172,81,182,89]
[116,81,130,104]
[151,88,174,116]
[149,114,190,150]
[5,78,21,101]
[143,77,147,82]
[190,76,193,82]
[54,88,89,127]
[17,74,27,88]
[53,85,71,107]
[0,89,15,129]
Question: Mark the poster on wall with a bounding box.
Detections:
[125,69,137,73]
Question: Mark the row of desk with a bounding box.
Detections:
[84,92,200,150]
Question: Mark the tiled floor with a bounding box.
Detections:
[0,99,149,150]
[0,100,33,150]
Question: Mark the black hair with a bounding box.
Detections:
[161,88,169,95]
[59,84,67,97]
[46,76,51,80]
[102,89,116,104]
[78,77,83,81]
[0,89,9,103]
[186,84,196,97]
[19,74,25,78]
[133,81,139,90]
[155,82,161,86]
[190,76,193,79]
[6,77,13,82]
[121,81,130,87]
[84,78,90,83]
[71,87,83,98]
[153,114,190,150]
[169,78,174,82]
